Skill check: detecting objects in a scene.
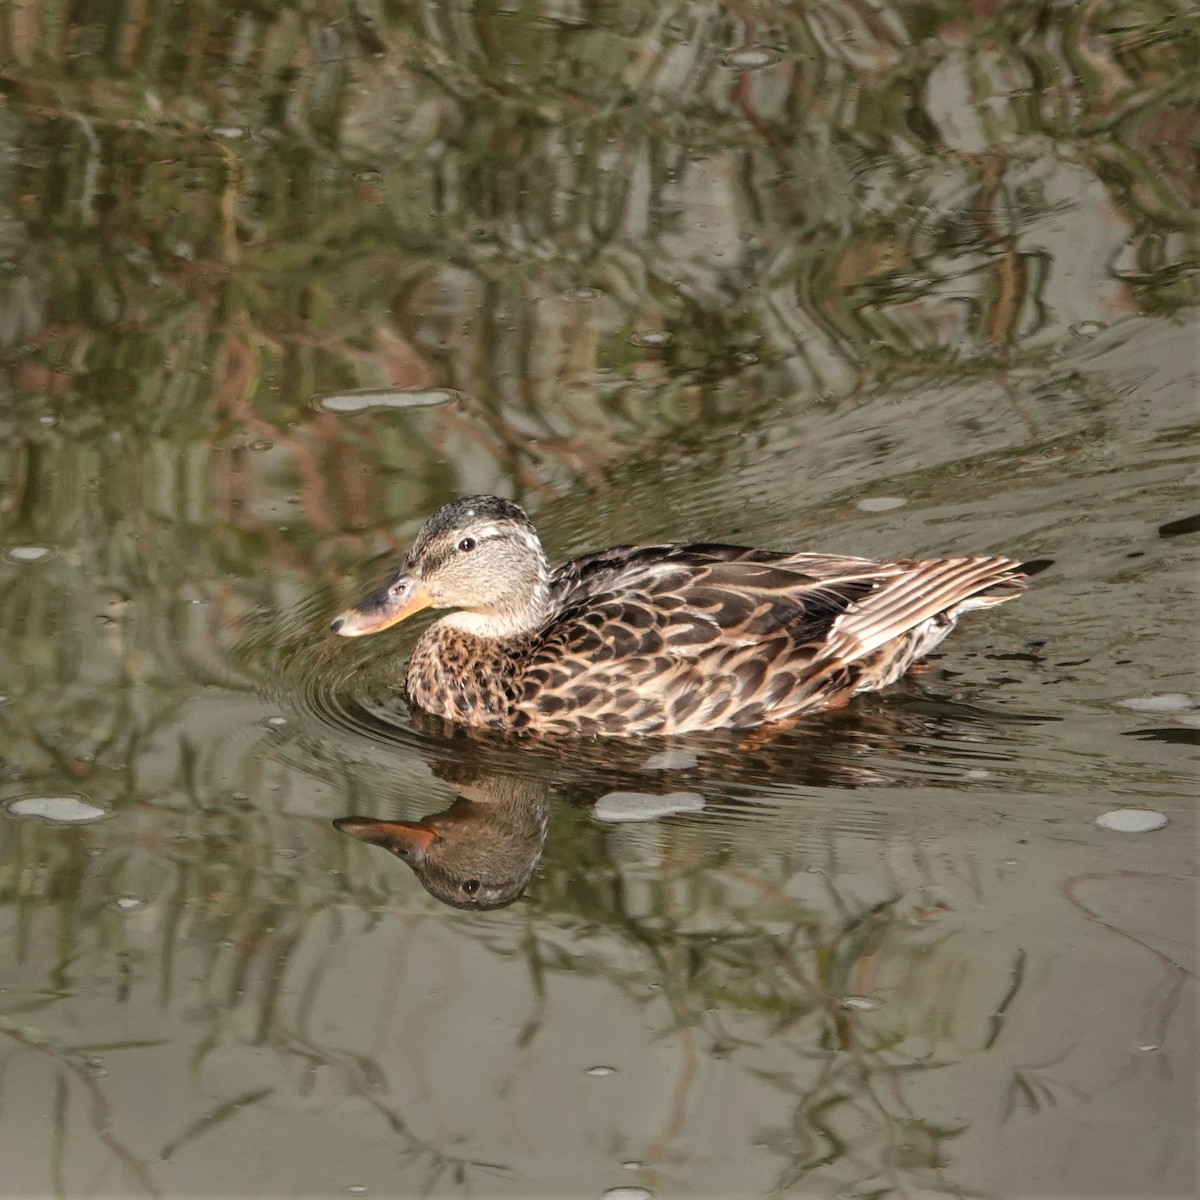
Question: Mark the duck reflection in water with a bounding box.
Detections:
[334,768,550,911]
[332,681,1052,911]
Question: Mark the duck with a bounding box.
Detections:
[330,495,1029,737]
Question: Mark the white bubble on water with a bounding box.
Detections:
[1095,809,1168,833]
[4,794,110,824]
[1118,693,1196,714]
[719,47,782,69]
[629,330,673,348]
[315,388,458,413]
[593,791,704,822]
[856,496,907,512]
[4,545,53,563]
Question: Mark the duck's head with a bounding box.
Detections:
[331,495,551,639]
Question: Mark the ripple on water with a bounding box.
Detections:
[267,606,428,760]
[3,794,111,824]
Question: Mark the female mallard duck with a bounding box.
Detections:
[331,496,1027,737]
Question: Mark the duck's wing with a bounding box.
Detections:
[817,554,1026,665]
[518,546,988,734]
[549,544,883,610]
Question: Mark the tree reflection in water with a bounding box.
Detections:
[0,0,1195,1195]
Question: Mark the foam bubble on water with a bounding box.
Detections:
[4,794,110,824]
[642,749,699,771]
[629,330,673,348]
[314,388,459,414]
[585,1065,616,1076]
[604,1189,653,1200]
[837,995,879,1011]
[719,47,782,69]
[1118,693,1196,714]
[4,545,54,563]
[856,496,907,512]
[593,791,705,822]
[1096,809,1168,833]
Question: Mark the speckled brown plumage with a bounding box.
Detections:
[332,496,1028,737]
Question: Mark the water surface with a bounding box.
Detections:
[1,2,1196,1196]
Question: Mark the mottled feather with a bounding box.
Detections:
[332,497,1028,736]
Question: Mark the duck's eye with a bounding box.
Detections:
[462,879,481,895]
[457,537,477,553]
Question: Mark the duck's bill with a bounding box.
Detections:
[333,817,439,858]
[330,574,433,637]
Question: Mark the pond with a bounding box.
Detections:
[0,2,1196,1196]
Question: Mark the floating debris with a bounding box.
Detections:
[604,1189,652,1200]
[4,794,110,825]
[593,791,704,822]
[1069,320,1105,337]
[1158,513,1200,539]
[585,1065,616,1077]
[314,387,459,414]
[1095,809,1168,833]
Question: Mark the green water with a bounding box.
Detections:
[0,2,1196,1196]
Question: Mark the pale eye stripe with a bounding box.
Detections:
[470,524,505,540]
